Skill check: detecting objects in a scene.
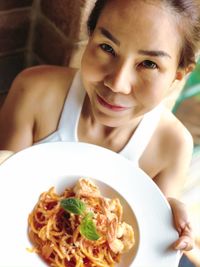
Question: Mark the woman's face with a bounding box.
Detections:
[81,0,183,127]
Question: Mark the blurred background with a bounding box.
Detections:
[0,0,95,101]
[0,0,199,266]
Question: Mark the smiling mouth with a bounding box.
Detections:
[96,94,129,112]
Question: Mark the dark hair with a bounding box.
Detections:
[87,0,200,68]
[87,0,107,35]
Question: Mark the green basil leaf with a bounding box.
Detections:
[80,212,100,241]
[60,198,86,215]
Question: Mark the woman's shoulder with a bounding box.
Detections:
[0,66,79,149]
[5,65,78,113]
[18,64,77,79]
[140,107,193,188]
[158,108,193,158]
[14,65,77,95]
[140,107,193,178]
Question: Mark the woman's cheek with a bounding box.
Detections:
[82,45,104,70]
[135,77,165,105]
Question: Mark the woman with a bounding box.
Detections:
[0,0,200,262]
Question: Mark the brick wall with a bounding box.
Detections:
[0,0,95,95]
[33,0,95,67]
[0,0,33,93]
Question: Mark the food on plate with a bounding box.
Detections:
[28,178,135,267]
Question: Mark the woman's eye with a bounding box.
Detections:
[140,60,158,69]
[100,44,116,56]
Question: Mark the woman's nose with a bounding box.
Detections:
[104,63,132,94]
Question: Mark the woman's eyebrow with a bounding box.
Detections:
[98,27,120,46]
[97,27,171,59]
[138,50,172,59]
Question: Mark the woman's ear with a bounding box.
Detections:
[176,63,196,81]
[186,63,196,74]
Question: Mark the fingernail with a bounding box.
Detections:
[175,242,187,250]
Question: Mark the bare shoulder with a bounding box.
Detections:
[140,106,193,192]
[18,64,76,82]
[140,107,194,196]
[154,108,193,195]
[0,65,78,151]
[158,108,193,158]
[0,65,78,127]
[11,65,77,97]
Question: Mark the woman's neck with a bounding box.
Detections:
[78,96,143,152]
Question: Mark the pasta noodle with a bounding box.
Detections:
[28,178,135,267]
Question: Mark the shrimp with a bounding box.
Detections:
[119,222,135,253]
[107,218,135,254]
[73,178,100,198]
[109,198,123,222]
[100,197,123,221]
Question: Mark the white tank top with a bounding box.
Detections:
[36,70,163,165]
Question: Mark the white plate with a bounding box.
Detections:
[0,142,180,267]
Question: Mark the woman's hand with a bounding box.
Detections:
[0,150,14,164]
[168,197,194,251]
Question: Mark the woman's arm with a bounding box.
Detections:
[154,117,194,251]
[0,69,36,152]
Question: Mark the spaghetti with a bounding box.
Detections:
[28,178,135,267]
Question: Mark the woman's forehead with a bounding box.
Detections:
[95,0,182,58]
[99,0,170,20]
[96,0,179,39]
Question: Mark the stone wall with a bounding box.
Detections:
[32,0,95,67]
[0,0,95,95]
[0,0,33,93]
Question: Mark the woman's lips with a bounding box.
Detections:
[96,94,129,112]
